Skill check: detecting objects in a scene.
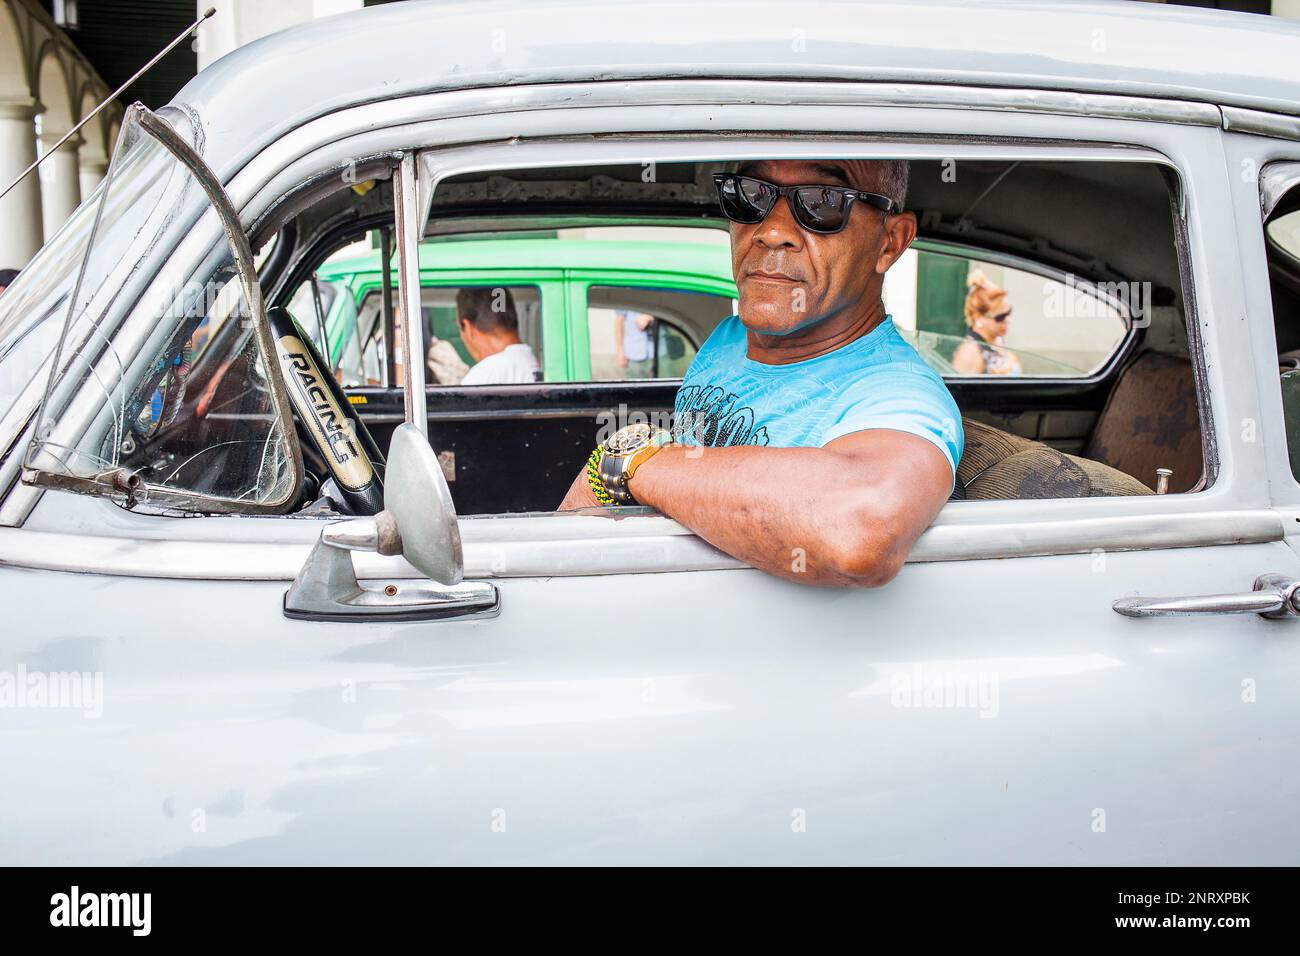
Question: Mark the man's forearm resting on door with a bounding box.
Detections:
[558,428,951,587]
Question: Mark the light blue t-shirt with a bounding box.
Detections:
[671,314,964,483]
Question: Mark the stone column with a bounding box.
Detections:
[0,98,45,267]
[79,156,107,200]
[1274,0,1300,19]
[39,131,81,243]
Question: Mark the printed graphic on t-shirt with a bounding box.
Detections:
[672,383,771,447]
[666,315,962,476]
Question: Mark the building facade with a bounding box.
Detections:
[0,0,120,270]
[2,0,1299,271]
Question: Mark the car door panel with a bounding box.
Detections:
[3,533,1296,865]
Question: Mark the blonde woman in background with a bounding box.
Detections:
[951,270,1023,376]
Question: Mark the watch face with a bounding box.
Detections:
[605,423,654,457]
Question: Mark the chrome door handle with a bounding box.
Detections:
[1113,573,1300,619]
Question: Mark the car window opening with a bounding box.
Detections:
[15,151,1201,518]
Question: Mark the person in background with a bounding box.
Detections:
[456,287,541,385]
[413,298,469,386]
[427,332,469,385]
[391,300,471,386]
[0,268,19,296]
[615,309,655,378]
[951,270,1022,376]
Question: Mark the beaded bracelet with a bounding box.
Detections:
[585,446,615,505]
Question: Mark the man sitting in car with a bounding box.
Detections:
[559,158,963,588]
[456,287,542,384]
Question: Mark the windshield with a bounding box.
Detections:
[21,104,298,513]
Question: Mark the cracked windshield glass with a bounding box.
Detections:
[23,108,294,511]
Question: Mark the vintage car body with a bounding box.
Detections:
[2,0,1300,864]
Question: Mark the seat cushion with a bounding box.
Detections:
[959,417,1152,500]
[1083,350,1203,493]
[956,417,1036,487]
[1066,453,1156,497]
[967,446,1092,499]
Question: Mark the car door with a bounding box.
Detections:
[4,101,1300,866]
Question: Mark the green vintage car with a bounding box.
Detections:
[288,231,1090,391]
[288,233,739,387]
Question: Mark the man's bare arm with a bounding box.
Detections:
[558,430,952,587]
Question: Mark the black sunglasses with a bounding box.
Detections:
[713,172,900,235]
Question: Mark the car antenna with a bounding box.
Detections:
[0,6,217,203]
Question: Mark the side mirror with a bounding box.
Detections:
[386,422,462,584]
[283,424,497,621]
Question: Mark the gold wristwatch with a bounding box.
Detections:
[596,423,673,505]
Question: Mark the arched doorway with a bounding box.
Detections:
[0,4,41,266]
[35,44,79,242]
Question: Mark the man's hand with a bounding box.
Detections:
[561,430,951,587]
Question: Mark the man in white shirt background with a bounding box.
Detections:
[456,287,542,385]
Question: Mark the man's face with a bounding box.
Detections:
[728,159,902,336]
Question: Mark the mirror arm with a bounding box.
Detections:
[284,518,498,623]
[321,511,402,555]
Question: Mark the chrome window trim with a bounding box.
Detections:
[1171,166,1218,496]
[1222,106,1300,144]
[0,508,1282,581]
[1261,160,1300,222]
[228,78,1213,233]
[392,152,428,434]
[227,80,1224,191]
[1241,145,1300,506]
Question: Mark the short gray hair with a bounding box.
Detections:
[875,160,909,210]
